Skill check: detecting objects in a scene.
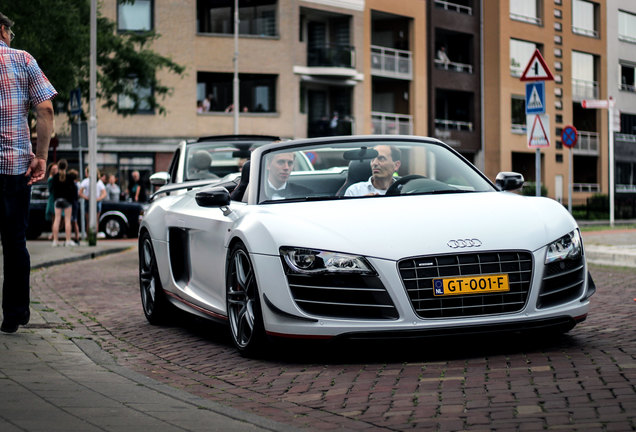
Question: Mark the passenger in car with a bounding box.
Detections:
[344,145,401,197]
[188,150,219,180]
[263,152,311,200]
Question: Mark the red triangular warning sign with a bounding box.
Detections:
[520,49,554,82]
[528,114,550,148]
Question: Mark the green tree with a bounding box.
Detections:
[2,0,185,119]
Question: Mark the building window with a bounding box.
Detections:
[622,113,636,135]
[554,9,562,19]
[572,51,598,100]
[510,0,542,25]
[197,0,277,37]
[118,77,153,114]
[572,0,598,37]
[554,48,562,58]
[554,22,562,31]
[118,0,153,31]
[511,95,526,134]
[618,10,636,43]
[554,35,562,44]
[510,39,540,77]
[620,63,636,92]
[197,72,276,113]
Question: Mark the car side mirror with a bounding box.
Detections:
[495,172,524,191]
[150,172,170,186]
[195,186,231,208]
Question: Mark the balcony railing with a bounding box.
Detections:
[572,78,599,101]
[434,59,473,74]
[511,123,526,134]
[572,131,599,155]
[617,184,636,193]
[434,0,472,15]
[370,45,412,80]
[620,83,636,92]
[510,12,542,26]
[616,133,636,143]
[573,183,600,193]
[435,119,473,131]
[572,26,599,38]
[308,44,355,69]
[371,112,413,135]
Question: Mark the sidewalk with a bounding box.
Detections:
[1,239,298,432]
[581,228,636,268]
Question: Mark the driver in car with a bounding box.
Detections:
[263,152,311,200]
[344,145,401,196]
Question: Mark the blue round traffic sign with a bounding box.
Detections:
[561,125,578,148]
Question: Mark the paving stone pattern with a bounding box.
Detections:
[30,249,636,431]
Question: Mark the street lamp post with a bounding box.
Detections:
[233,0,239,134]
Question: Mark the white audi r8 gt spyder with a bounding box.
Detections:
[139,135,595,356]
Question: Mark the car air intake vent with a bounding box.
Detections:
[398,251,533,319]
[538,255,585,309]
[285,273,398,320]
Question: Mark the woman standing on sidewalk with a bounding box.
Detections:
[51,159,78,247]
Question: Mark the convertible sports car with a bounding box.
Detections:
[139,135,595,356]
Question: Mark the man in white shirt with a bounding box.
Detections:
[79,167,107,232]
[344,145,401,197]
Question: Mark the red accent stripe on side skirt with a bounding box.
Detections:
[266,331,333,340]
[164,291,228,321]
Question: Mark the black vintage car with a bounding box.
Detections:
[27,183,144,240]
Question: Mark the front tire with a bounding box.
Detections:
[139,231,171,324]
[226,243,266,356]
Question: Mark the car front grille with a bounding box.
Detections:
[538,254,586,308]
[398,251,533,319]
[285,273,398,320]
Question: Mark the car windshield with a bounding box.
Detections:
[257,138,495,204]
[184,139,311,181]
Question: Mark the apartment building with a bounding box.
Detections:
[483,0,607,205]
[427,0,482,165]
[608,0,636,216]
[53,0,430,191]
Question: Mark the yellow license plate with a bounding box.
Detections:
[433,274,510,297]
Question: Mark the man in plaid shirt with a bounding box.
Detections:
[0,12,57,333]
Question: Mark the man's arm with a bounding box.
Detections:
[26,99,54,185]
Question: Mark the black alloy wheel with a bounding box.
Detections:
[226,243,266,356]
[139,231,171,324]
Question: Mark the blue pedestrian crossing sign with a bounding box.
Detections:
[69,88,82,116]
[525,82,545,115]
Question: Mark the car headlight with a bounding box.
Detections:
[545,230,583,264]
[280,247,375,275]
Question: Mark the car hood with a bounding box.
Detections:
[241,192,578,261]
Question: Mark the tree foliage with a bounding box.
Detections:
[1,0,185,120]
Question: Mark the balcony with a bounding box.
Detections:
[572,79,599,101]
[434,0,472,15]
[434,59,473,74]
[572,131,599,155]
[308,44,356,69]
[371,112,413,135]
[620,83,636,93]
[435,119,473,131]
[371,45,412,80]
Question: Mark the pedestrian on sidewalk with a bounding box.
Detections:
[50,159,78,247]
[0,11,57,333]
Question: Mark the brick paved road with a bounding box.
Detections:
[30,249,635,431]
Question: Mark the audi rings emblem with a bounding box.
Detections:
[447,239,483,248]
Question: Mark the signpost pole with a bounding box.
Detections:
[568,148,573,213]
[609,103,615,227]
[535,149,541,196]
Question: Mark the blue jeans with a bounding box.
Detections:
[0,174,31,322]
